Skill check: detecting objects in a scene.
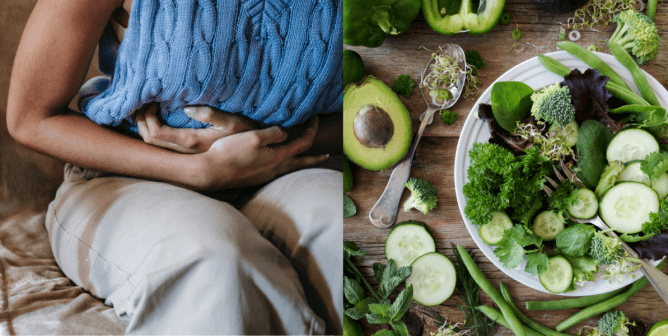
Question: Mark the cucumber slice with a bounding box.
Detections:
[568,189,598,219]
[599,182,659,234]
[652,173,668,200]
[479,211,513,245]
[532,211,565,241]
[385,220,436,268]
[606,128,659,163]
[618,162,651,186]
[407,252,456,306]
[539,255,573,294]
[549,120,579,148]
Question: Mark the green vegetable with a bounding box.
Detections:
[588,44,600,52]
[589,230,624,265]
[403,177,438,214]
[440,110,458,125]
[575,120,614,189]
[641,152,668,183]
[555,259,665,331]
[343,242,414,336]
[456,245,526,336]
[491,81,534,132]
[421,0,506,36]
[438,89,453,100]
[494,225,547,275]
[565,255,599,290]
[608,9,659,64]
[648,0,658,21]
[343,315,365,336]
[530,83,576,127]
[465,49,487,74]
[512,24,522,40]
[548,181,579,212]
[619,232,657,242]
[525,288,624,310]
[343,50,365,88]
[463,143,550,226]
[555,223,596,257]
[557,41,632,91]
[609,105,667,128]
[499,282,572,336]
[450,244,495,336]
[343,0,421,48]
[607,41,660,106]
[344,194,357,217]
[642,198,668,235]
[392,75,416,98]
[595,161,625,199]
[500,13,511,25]
[558,28,566,40]
[343,156,353,193]
[598,310,634,336]
[475,306,544,336]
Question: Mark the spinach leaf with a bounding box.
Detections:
[565,255,598,291]
[556,223,596,257]
[575,120,613,188]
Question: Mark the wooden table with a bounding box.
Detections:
[343,1,668,335]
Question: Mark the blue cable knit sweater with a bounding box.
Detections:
[79,0,342,133]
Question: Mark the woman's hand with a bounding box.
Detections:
[193,116,329,190]
[136,103,256,154]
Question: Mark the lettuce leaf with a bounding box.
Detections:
[561,69,619,132]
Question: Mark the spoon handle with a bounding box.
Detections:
[369,108,435,229]
[638,259,668,306]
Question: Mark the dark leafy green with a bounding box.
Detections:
[548,181,579,212]
[562,68,619,132]
[556,223,596,257]
[574,120,614,188]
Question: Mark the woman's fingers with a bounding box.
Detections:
[253,126,289,147]
[275,116,319,159]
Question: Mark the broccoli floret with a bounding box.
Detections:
[530,83,576,127]
[589,230,624,265]
[598,311,634,336]
[440,110,458,125]
[392,74,416,98]
[403,177,438,214]
[609,10,659,64]
[343,194,357,218]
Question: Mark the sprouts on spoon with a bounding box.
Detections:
[421,45,470,105]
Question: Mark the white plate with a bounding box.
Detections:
[454,50,666,296]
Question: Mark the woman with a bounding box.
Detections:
[6,0,342,334]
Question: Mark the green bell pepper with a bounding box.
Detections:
[343,50,365,88]
[343,0,421,48]
[422,0,506,36]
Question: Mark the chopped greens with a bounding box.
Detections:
[392,75,417,98]
[440,110,458,125]
[548,181,580,212]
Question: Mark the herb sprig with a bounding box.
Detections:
[344,241,414,336]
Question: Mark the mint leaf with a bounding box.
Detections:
[366,313,391,324]
[377,260,412,299]
[373,330,400,336]
[524,252,549,276]
[344,276,365,305]
[389,286,413,321]
[391,320,410,336]
[373,262,386,282]
[344,241,367,259]
[345,297,375,320]
[368,303,390,316]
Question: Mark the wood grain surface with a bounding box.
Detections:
[343,1,668,335]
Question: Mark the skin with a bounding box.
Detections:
[7,0,338,191]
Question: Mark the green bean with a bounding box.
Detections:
[476,306,545,336]
[607,82,650,106]
[607,41,661,107]
[525,288,624,310]
[555,259,666,331]
[499,282,573,336]
[538,55,571,77]
[648,0,658,21]
[609,104,665,114]
[538,54,648,106]
[557,41,632,91]
[456,245,526,336]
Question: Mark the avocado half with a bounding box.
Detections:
[343,76,412,171]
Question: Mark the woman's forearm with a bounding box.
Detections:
[11,108,205,189]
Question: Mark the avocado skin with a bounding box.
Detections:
[531,0,589,14]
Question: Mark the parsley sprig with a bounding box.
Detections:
[344,242,414,336]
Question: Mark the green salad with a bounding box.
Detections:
[464,44,668,293]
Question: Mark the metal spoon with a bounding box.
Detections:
[369,44,467,229]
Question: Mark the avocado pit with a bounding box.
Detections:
[353,104,394,148]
